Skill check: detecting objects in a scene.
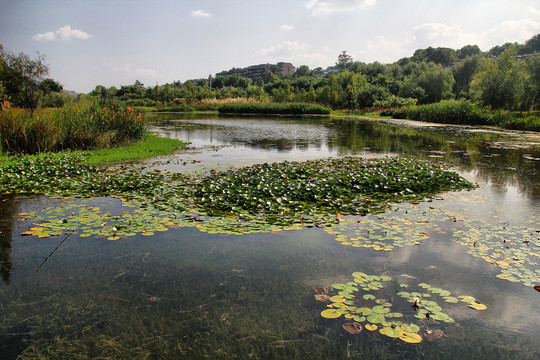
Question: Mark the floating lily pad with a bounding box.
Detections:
[380,326,403,338]
[367,313,386,324]
[365,324,377,331]
[467,302,487,310]
[399,331,423,343]
[321,309,342,319]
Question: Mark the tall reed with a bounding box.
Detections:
[0,103,147,154]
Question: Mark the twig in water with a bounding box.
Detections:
[36,230,75,272]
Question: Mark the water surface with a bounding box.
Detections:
[1,115,539,359]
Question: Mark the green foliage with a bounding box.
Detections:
[398,62,455,104]
[380,99,540,131]
[217,102,331,115]
[0,47,51,114]
[491,110,540,132]
[0,155,473,228]
[452,56,482,99]
[470,48,529,110]
[381,100,491,125]
[412,46,457,67]
[0,103,146,154]
[189,157,474,218]
[373,96,417,108]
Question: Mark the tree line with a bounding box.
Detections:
[1,34,540,113]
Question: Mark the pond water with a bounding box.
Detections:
[1,114,539,359]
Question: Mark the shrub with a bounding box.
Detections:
[218,102,331,115]
[374,96,418,108]
[381,100,491,125]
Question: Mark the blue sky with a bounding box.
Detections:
[1,0,539,93]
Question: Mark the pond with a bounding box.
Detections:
[1,114,539,359]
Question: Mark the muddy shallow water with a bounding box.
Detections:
[1,115,539,359]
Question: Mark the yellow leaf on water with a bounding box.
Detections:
[365,324,377,331]
[467,302,487,310]
[399,331,423,343]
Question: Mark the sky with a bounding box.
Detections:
[1,0,540,93]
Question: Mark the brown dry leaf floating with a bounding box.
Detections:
[342,323,362,334]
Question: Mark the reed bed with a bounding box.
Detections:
[0,104,146,154]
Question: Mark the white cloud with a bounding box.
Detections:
[412,8,540,50]
[256,41,309,57]
[413,23,474,48]
[191,9,212,18]
[281,24,295,31]
[355,35,411,63]
[256,41,332,68]
[32,25,91,41]
[112,64,157,76]
[306,0,376,16]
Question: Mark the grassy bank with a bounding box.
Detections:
[380,100,540,131]
[218,102,331,115]
[0,133,187,168]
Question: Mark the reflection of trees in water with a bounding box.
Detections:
[158,116,540,198]
[327,119,540,198]
[0,195,16,284]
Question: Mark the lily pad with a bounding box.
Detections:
[367,313,385,324]
[399,331,423,344]
[365,324,377,331]
[467,302,487,310]
[321,309,342,319]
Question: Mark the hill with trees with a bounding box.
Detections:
[2,34,540,115]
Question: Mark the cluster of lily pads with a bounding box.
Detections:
[189,157,474,220]
[320,202,539,289]
[316,272,487,344]
[4,154,475,236]
[325,209,432,251]
[454,224,540,288]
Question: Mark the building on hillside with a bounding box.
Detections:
[216,62,295,80]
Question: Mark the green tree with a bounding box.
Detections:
[336,51,353,72]
[0,45,6,109]
[398,62,454,104]
[521,34,540,55]
[470,48,528,109]
[294,65,310,77]
[526,55,540,109]
[0,47,51,114]
[452,56,482,98]
[456,45,482,59]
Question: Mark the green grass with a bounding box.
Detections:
[77,132,187,164]
[331,110,392,119]
[0,133,187,168]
